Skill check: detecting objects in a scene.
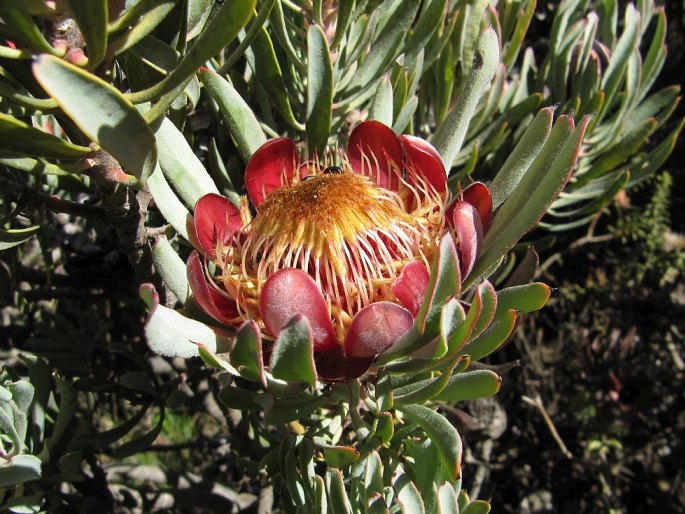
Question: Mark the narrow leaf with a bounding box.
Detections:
[154,116,219,207]
[489,107,554,209]
[394,356,462,406]
[495,283,551,317]
[405,0,447,58]
[466,116,589,289]
[432,28,499,170]
[459,309,517,361]
[0,226,41,251]
[307,25,333,152]
[0,4,57,54]
[199,68,266,162]
[369,76,394,126]
[251,27,303,129]
[146,165,191,239]
[152,236,189,304]
[0,113,92,159]
[326,469,352,514]
[126,0,256,103]
[346,0,420,93]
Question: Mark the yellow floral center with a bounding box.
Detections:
[253,172,410,274]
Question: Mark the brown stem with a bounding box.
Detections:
[537,210,616,279]
[88,150,170,304]
[0,174,105,219]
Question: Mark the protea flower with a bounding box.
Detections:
[189,121,491,380]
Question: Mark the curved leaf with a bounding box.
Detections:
[0,5,57,55]
[459,309,517,361]
[66,0,108,68]
[489,107,554,209]
[369,75,394,126]
[496,283,551,317]
[400,404,462,482]
[251,27,303,130]
[33,55,157,184]
[146,165,191,239]
[394,471,426,514]
[0,455,42,488]
[126,0,256,103]
[321,444,360,468]
[229,321,265,384]
[144,294,233,358]
[346,0,420,93]
[326,468,353,514]
[466,115,589,289]
[0,226,41,251]
[435,370,501,403]
[0,113,92,159]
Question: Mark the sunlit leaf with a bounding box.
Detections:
[153,116,219,206]
[436,370,501,403]
[0,226,41,251]
[270,315,316,386]
[0,114,91,159]
[0,455,42,488]
[152,235,189,304]
[432,28,499,170]
[33,55,157,184]
[66,0,108,68]
[369,76,394,126]
[199,68,266,162]
[321,444,360,468]
[306,25,333,152]
[400,404,462,482]
[144,295,233,358]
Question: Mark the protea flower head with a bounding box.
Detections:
[189,121,492,380]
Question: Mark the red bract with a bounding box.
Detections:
[189,121,492,381]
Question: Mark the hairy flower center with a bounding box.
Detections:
[252,172,409,270]
[220,169,443,340]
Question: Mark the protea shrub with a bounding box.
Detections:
[0,0,680,511]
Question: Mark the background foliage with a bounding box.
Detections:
[1,0,683,512]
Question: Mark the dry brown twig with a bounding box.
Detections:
[522,393,573,460]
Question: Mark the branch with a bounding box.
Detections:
[88,150,171,304]
[0,174,105,219]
